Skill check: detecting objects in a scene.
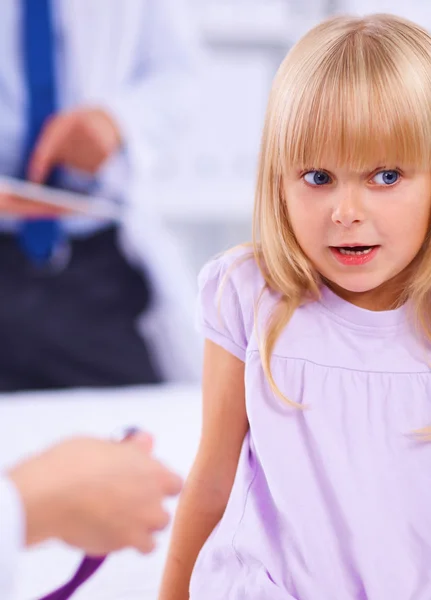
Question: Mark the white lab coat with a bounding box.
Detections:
[0,475,24,600]
[59,0,203,382]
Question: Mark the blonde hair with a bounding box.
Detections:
[249,13,431,408]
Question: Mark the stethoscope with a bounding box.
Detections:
[37,426,141,600]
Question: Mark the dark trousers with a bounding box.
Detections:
[0,226,162,391]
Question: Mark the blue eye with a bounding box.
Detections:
[303,171,331,186]
[372,170,400,185]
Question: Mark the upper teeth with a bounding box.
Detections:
[339,247,373,255]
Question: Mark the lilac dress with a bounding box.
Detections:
[190,249,431,600]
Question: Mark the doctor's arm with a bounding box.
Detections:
[23,0,202,194]
[0,435,182,595]
[0,475,24,599]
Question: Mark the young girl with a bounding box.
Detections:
[159,13,431,600]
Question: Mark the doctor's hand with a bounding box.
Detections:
[27,107,122,183]
[8,434,182,556]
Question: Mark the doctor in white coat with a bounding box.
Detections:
[0,0,202,389]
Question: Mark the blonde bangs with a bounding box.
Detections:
[271,14,431,176]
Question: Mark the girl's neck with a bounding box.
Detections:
[324,270,412,312]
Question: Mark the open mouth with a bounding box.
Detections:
[329,245,380,265]
[333,246,377,256]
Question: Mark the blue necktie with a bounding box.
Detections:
[19,0,62,264]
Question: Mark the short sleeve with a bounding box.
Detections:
[197,250,260,361]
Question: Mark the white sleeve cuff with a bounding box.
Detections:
[0,475,25,598]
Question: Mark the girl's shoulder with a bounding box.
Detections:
[198,245,265,298]
[197,246,269,360]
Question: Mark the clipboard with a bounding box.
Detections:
[0,175,123,220]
